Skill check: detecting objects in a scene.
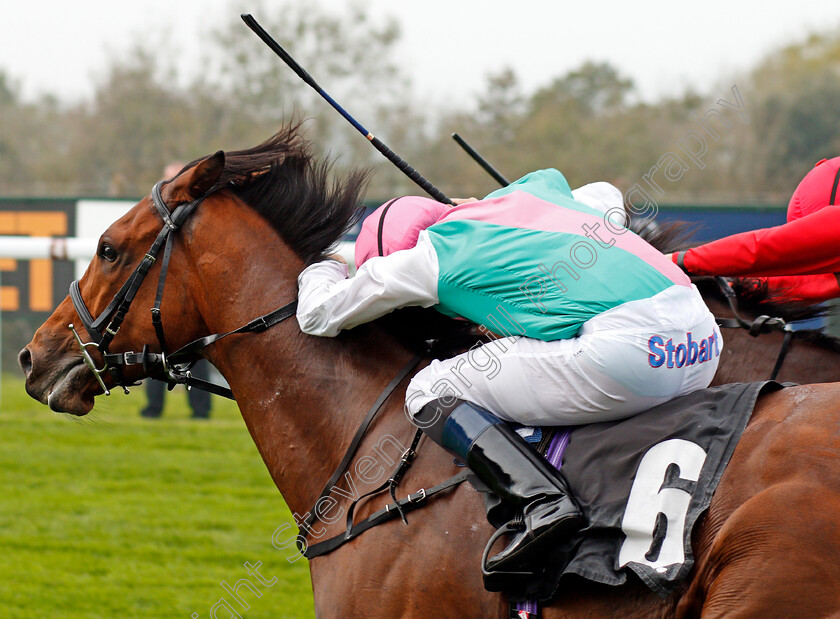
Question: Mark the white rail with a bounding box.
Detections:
[1,236,98,260]
[0,237,356,265]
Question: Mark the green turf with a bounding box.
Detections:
[0,374,315,618]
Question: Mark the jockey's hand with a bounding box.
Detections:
[451,197,478,206]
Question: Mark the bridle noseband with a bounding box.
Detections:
[68,181,199,393]
[68,179,297,398]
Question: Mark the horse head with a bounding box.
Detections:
[19,154,228,414]
[19,123,445,528]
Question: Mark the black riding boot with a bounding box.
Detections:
[416,399,584,572]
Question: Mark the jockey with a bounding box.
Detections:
[297,169,720,573]
[672,157,840,302]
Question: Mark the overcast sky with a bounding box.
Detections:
[1,0,839,107]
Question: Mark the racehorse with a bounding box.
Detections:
[19,126,840,617]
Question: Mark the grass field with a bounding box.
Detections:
[0,374,315,619]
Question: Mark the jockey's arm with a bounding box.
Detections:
[296,232,440,337]
[673,205,840,277]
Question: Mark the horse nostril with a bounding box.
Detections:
[18,347,33,378]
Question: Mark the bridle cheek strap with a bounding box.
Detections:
[67,180,209,394]
[68,179,300,400]
[150,231,177,354]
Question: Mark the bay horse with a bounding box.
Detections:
[19,126,840,617]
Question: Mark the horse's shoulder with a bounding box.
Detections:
[729,384,840,479]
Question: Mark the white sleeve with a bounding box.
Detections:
[572,182,624,215]
[296,232,440,337]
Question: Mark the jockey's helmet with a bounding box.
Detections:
[355,196,449,267]
[787,156,840,222]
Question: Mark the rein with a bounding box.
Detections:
[297,353,469,560]
[68,180,297,399]
[713,276,795,381]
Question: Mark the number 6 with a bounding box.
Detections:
[618,439,707,572]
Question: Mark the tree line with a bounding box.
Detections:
[2,1,840,204]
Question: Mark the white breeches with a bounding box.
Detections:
[405,285,721,426]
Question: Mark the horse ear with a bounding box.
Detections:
[187,150,225,197]
[164,151,225,203]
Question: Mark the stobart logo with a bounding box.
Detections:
[648,331,720,369]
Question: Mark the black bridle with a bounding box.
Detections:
[713,276,795,381]
[68,179,297,398]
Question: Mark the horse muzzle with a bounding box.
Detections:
[19,342,103,415]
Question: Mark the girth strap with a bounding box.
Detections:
[304,471,470,559]
[769,329,795,381]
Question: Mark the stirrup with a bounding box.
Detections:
[481,520,535,591]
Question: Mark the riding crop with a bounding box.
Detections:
[241,14,453,205]
[451,133,510,187]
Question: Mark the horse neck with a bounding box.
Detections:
[183,197,417,516]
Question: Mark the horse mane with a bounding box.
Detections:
[690,275,830,321]
[188,121,371,265]
[630,215,840,348]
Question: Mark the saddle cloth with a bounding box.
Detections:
[502,380,783,601]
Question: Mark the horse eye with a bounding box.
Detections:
[99,244,118,263]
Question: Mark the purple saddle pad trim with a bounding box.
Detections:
[515,428,572,617]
